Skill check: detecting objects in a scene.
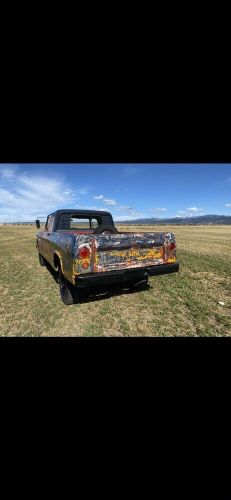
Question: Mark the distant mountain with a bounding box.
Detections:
[2,214,231,226]
[117,214,231,225]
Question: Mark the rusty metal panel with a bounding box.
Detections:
[74,232,177,275]
[37,229,177,280]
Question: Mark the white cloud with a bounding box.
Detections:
[148,207,168,212]
[116,205,133,212]
[175,208,206,217]
[103,198,117,206]
[93,195,146,220]
[93,195,117,206]
[63,189,76,197]
[0,164,17,179]
[225,203,231,207]
[73,204,106,211]
[113,208,145,221]
[114,213,145,221]
[0,170,88,222]
[186,207,203,212]
[0,188,20,205]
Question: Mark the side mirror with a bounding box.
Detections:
[36,219,40,229]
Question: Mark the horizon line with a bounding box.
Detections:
[1,213,231,224]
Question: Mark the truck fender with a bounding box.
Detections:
[53,252,64,273]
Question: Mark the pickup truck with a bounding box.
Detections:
[36,209,179,305]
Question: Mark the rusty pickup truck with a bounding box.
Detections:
[36,209,179,304]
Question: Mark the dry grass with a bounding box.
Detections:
[0,224,231,337]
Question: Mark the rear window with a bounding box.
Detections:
[70,217,99,230]
[57,214,102,231]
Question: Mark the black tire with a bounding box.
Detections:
[39,253,46,266]
[58,269,77,305]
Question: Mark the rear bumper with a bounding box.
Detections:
[75,262,179,288]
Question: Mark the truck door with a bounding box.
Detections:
[38,214,55,264]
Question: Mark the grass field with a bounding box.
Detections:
[0,224,230,336]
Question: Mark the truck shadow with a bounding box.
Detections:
[76,281,151,304]
[45,262,151,304]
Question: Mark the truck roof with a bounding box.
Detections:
[51,209,112,216]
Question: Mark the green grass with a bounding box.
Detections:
[0,225,231,336]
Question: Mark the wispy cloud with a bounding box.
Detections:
[175,207,205,217]
[115,205,133,212]
[74,204,106,211]
[148,207,168,212]
[93,195,145,220]
[186,207,203,212]
[104,199,117,206]
[122,165,141,176]
[93,195,117,206]
[0,169,88,222]
[113,213,145,221]
[113,207,145,221]
[225,203,231,208]
[0,164,17,179]
[76,187,91,196]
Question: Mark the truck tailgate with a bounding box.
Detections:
[91,232,176,272]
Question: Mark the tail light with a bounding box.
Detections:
[82,261,89,270]
[79,247,90,259]
[164,241,176,263]
[78,246,91,271]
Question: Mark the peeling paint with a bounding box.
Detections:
[36,210,178,284]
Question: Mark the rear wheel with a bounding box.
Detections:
[58,269,77,305]
[39,253,46,266]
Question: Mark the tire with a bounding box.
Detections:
[58,269,77,305]
[39,253,46,266]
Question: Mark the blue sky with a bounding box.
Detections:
[0,163,231,222]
